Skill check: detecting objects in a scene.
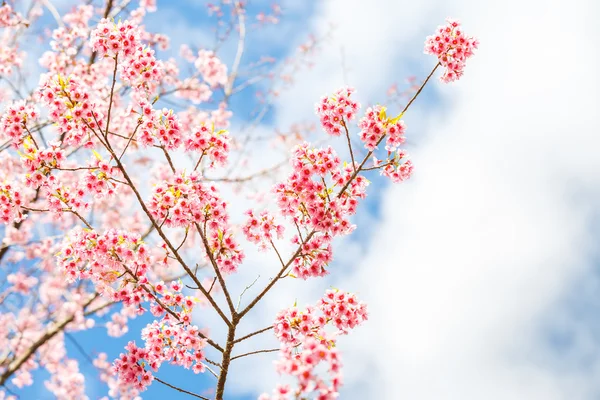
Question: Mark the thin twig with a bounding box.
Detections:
[233,326,273,344]
[120,265,223,353]
[104,56,119,138]
[342,119,357,172]
[236,275,260,311]
[194,222,237,317]
[231,348,279,361]
[160,146,176,172]
[154,376,209,400]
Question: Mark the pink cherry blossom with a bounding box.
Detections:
[0,101,38,146]
[184,123,231,167]
[424,18,479,82]
[315,87,360,136]
[91,19,141,59]
[242,209,285,250]
[265,290,367,398]
[195,50,228,87]
[358,105,406,152]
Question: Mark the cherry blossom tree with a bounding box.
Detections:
[0,1,477,399]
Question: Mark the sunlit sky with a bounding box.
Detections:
[9,0,600,398]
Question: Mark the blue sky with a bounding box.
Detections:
[4,0,600,399]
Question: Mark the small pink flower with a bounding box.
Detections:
[424,18,479,82]
[315,87,360,136]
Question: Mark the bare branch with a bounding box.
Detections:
[231,348,279,361]
[154,376,210,400]
[233,326,273,344]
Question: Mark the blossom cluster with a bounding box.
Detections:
[0,44,23,76]
[148,171,244,273]
[262,290,368,399]
[149,280,198,324]
[358,105,406,152]
[273,289,367,345]
[274,143,368,278]
[7,272,38,294]
[315,87,360,136]
[44,359,87,400]
[94,352,142,400]
[120,47,163,90]
[184,122,231,167]
[354,103,414,183]
[136,98,231,163]
[266,339,342,400]
[0,182,25,224]
[83,156,120,198]
[0,101,38,146]
[48,5,94,57]
[242,209,285,250]
[62,4,94,29]
[44,182,90,216]
[0,4,26,28]
[37,75,104,147]
[195,50,228,87]
[113,322,207,392]
[137,99,183,149]
[20,139,66,189]
[424,18,479,82]
[173,77,212,104]
[318,289,368,333]
[90,19,141,58]
[57,228,151,300]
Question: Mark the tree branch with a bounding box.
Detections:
[233,326,273,344]
[231,348,279,361]
[154,376,210,400]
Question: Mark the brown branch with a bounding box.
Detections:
[118,121,142,160]
[120,264,223,353]
[230,348,279,361]
[215,325,236,400]
[83,300,116,316]
[194,223,236,317]
[342,118,356,172]
[233,326,273,344]
[154,376,210,400]
[161,146,176,172]
[104,56,119,138]
[401,62,440,114]
[102,136,231,327]
[205,160,286,183]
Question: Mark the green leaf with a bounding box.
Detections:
[17,150,34,161]
[390,112,405,124]
[378,106,387,121]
